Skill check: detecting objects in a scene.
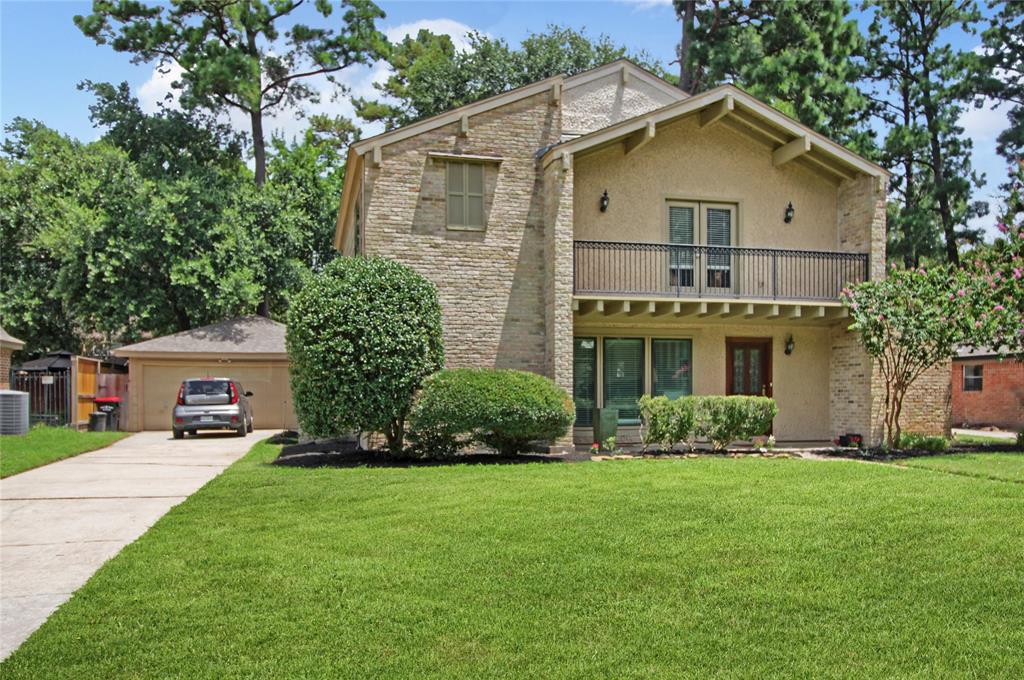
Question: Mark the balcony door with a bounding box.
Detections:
[667,201,736,294]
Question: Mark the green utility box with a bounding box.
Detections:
[592,408,619,445]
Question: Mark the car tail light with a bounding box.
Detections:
[175,417,184,424]
[177,384,186,406]
[229,382,239,405]
[231,415,239,422]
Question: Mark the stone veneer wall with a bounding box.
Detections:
[360,91,560,375]
[543,159,576,451]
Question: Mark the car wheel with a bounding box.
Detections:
[173,429,184,440]
[237,422,247,437]
[247,417,254,433]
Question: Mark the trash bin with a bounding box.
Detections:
[95,396,122,431]
[88,411,108,432]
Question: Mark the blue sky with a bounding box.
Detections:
[0,1,1012,238]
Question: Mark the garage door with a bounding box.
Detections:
[140,362,296,430]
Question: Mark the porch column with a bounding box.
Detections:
[543,156,575,452]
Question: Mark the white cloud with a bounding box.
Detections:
[138,61,183,114]
[384,18,479,53]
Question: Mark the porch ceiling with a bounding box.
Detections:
[572,295,850,326]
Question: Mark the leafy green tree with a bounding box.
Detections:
[286,256,445,455]
[865,0,987,266]
[75,0,387,187]
[842,266,968,447]
[355,25,664,130]
[674,0,872,149]
[978,1,1023,220]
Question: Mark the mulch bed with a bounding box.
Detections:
[821,442,1023,462]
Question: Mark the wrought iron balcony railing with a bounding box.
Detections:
[574,240,870,301]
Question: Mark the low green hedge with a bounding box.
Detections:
[409,368,575,457]
[639,395,777,451]
[897,432,949,452]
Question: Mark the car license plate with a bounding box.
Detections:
[201,416,214,423]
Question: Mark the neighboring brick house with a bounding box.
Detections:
[0,326,26,389]
[952,347,1023,431]
[332,60,950,447]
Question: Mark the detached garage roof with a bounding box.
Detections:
[114,316,287,359]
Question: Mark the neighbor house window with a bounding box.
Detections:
[603,338,644,425]
[963,365,983,392]
[573,337,597,426]
[652,339,692,399]
[447,162,485,229]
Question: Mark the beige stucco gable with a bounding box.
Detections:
[562,61,686,136]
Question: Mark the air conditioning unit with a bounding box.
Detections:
[0,389,30,435]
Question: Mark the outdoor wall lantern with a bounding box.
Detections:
[784,335,795,355]
[784,201,795,223]
[600,190,609,212]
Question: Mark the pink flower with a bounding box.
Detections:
[917,267,926,275]
[998,222,1009,234]
[975,321,983,328]
[957,289,966,297]
[1014,268,1022,279]
[995,304,1005,312]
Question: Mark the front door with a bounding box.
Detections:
[726,338,772,398]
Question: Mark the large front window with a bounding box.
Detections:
[572,337,694,427]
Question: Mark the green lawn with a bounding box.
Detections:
[0,425,130,478]
[3,443,1022,678]
[900,452,1024,483]
[952,433,1019,445]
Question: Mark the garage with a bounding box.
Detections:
[114,316,298,431]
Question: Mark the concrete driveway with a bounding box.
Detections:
[0,430,273,659]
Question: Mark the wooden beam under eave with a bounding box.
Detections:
[786,305,803,321]
[727,110,787,144]
[810,305,827,320]
[370,145,382,167]
[459,114,470,136]
[772,135,811,167]
[551,82,562,104]
[826,306,850,321]
[604,300,628,316]
[699,94,734,128]
[652,301,681,318]
[704,302,730,317]
[764,304,781,319]
[625,301,655,317]
[802,152,856,181]
[675,302,704,318]
[742,303,757,319]
[624,120,656,157]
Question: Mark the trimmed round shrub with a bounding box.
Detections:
[638,395,696,451]
[286,256,444,454]
[409,368,574,457]
[694,396,777,450]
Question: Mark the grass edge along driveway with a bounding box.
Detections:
[3,443,1022,678]
[0,426,130,478]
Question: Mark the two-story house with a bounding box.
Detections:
[333,60,949,448]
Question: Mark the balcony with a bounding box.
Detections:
[573,240,869,302]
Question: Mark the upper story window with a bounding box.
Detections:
[963,365,983,392]
[667,201,737,290]
[447,162,485,230]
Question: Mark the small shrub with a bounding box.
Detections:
[638,395,695,451]
[409,368,574,457]
[286,256,444,456]
[898,432,949,452]
[694,396,777,451]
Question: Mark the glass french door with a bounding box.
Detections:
[666,201,736,294]
[726,338,772,397]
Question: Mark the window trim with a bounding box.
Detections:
[962,364,983,392]
[445,161,486,231]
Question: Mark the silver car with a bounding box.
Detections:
[172,377,254,439]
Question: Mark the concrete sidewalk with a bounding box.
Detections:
[0,430,272,659]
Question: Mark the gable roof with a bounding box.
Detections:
[350,59,684,157]
[0,325,25,351]
[541,83,888,180]
[113,315,287,358]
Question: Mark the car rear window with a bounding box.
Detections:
[187,380,231,396]
[183,380,232,405]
